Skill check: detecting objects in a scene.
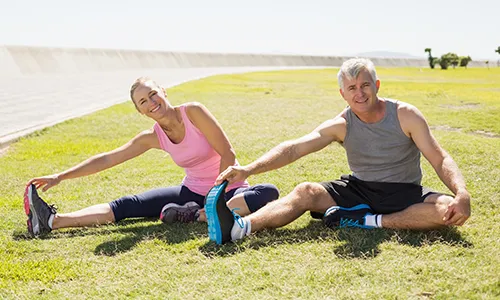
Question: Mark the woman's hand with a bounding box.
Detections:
[28,174,61,192]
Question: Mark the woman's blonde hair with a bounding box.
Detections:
[129,77,164,110]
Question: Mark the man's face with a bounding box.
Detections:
[339,68,380,113]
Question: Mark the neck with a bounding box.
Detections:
[157,106,181,131]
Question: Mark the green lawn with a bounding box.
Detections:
[1,67,499,299]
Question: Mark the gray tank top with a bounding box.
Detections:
[343,99,422,185]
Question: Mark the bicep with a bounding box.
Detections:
[406,109,446,167]
[105,131,155,165]
[294,118,343,157]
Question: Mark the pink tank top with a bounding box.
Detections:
[153,105,249,195]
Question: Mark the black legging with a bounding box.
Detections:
[109,184,279,222]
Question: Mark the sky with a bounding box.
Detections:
[0,0,498,60]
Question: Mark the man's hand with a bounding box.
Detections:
[216,166,250,185]
[27,174,61,192]
[443,191,471,226]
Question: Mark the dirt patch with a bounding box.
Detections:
[476,88,500,92]
[431,125,499,138]
[439,103,481,110]
[472,130,500,138]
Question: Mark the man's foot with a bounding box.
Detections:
[204,181,234,244]
[23,184,56,236]
[160,202,200,223]
[310,211,324,219]
[323,204,376,229]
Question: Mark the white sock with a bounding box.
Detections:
[48,214,55,229]
[364,214,383,228]
[231,217,251,241]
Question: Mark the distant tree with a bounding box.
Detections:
[447,53,460,68]
[439,59,448,70]
[425,48,435,69]
[459,56,472,68]
[439,53,459,70]
[485,60,489,69]
[496,47,500,67]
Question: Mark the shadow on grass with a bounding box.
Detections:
[198,219,473,258]
[12,217,472,258]
[92,220,209,256]
[12,218,209,256]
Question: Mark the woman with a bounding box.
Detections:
[24,77,279,236]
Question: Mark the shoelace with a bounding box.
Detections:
[48,204,58,214]
[231,208,245,229]
[339,218,360,228]
[176,208,198,223]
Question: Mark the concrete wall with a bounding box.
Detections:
[0,45,432,77]
[1,45,492,77]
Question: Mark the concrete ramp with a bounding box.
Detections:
[0,66,321,148]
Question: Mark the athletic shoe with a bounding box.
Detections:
[160,202,200,223]
[310,211,324,219]
[204,181,233,244]
[230,208,249,241]
[323,204,375,229]
[24,184,56,236]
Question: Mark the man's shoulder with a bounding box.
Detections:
[392,99,419,115]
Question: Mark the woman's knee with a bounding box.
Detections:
[233,184,280,213]
[109,195,136,222]
[259,183,280,201]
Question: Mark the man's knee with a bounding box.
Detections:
[291,182,332,210]
[424,193,454,225]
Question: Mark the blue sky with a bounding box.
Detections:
[0,0,498,60]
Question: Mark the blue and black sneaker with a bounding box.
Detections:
[323,204,375,229]
[204,180,233,244]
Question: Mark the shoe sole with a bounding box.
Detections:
[24,184,40,236]
[204,181,228,244]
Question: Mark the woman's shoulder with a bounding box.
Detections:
[182,102,206,113]
[182,102,212,123]
[135,128,161,149]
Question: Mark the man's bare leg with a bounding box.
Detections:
[245,182,336,232]
[381,194,452,230]
[52,204,116,229]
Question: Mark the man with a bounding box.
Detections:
[207,58,471,244]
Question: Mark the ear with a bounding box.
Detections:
[375,80,380,93]
[339,88,345,99]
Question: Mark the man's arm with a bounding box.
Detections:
[216,116,346,184]
[399,104,471,226]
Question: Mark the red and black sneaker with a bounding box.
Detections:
[24,184,56,236]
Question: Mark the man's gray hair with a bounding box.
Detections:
[337,58,378,91]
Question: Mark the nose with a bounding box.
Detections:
[355,87,365,98]
[149,97,158,105]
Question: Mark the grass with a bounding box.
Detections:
[1,67,499,299]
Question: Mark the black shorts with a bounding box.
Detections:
[320,175,436,214]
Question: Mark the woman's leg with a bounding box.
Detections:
[52,186,204,229]
[226,183,280,216]
[52,203,115,229]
